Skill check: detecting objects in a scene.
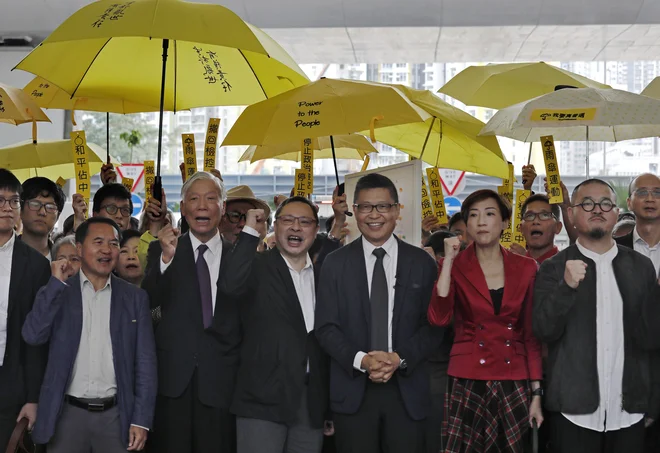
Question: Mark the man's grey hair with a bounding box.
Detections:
[180,171,226,202]
[52,235,77,258]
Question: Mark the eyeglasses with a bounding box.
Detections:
[26,200,59,214]
[522,211,556,222]
[572,198,615,213]
[226,211,246,224]
[0,197,20,210]
[276,215,317,228]
[633,188,660,199]
[100,204,132,217]
[353,203,398,214]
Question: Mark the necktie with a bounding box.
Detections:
[370,248,389,352]
[196,244,213,329]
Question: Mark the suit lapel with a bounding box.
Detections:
[179,234,203,325]
[8,239,27,318]
[69,273,84,358]
[454,243,492,306]
[500,247,520,312]
[351,238,371,326]
[391,238,413,338]
[109,275,122,361]
[272,249,307,334]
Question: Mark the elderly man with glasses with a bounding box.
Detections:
[510,193,564,264]
[219,185,271,246]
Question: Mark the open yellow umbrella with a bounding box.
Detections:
[0,82,50,133]
[0,139,106,182]
[362,84,508,178]
[238,135,376,163]
[439,62,610,109]
[641,77,660,99]
[14,0,309,198]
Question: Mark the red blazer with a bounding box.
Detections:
[428,244,543,381]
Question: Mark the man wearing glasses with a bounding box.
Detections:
[510,193,563,264]
[534,179,660,453]
[19,177,65,260]
[91,184,133,231]
[220,185,270,245]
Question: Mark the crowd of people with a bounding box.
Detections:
[0,162,659,453]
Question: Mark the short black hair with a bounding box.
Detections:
[424,230,458,257]
[353,173,398,204]
[120,229,142,248]
[92,183,132,214]
[325,215,335,233]
[21,177,65,214]
[571,179,616,204]
[61,214,75,236]
[75,217,122,244]
[0,169,22,196]
[274,196,319,224]
[521,193,560,219]
[448,212,464,230]
[461,189,512,223]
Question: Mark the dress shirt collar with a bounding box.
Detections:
[633,227,659,249]
[576,239,618,263]
[0,232,16,253]
[362,234,397,259]
[190,230,222,256]
[282,252,313,273]
[79,270,112,292]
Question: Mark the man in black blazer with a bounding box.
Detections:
[0,169,50,450]
[315,173,442,453]
[220,195,344,453]
[142,172,241,453]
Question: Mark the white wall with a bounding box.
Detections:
[0,48,66,147]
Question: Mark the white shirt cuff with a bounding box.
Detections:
[242,226,260,238]
[159,253,172,273]
[353,351,367,373]
[130,424,149,432]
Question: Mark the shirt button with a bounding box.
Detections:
[506,340,511,347]
[479,359,486,365]
[479,342,485,347]
[505,359,511,364]
[479,325,485,330]
[507,323,513,330]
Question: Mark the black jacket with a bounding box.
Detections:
[614,230,634,249]
[315,236,442,421]
[142,233,242,409]
[533,244,660,417]
[220,232,339,428]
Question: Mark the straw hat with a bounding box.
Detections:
[225,185,271,218]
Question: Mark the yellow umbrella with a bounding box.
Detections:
[0,82,50,128]
[238,135,376,163]
[641,77,660,99]
[362,84,508,178]
[0,139,106,182]
[439,62,610,109]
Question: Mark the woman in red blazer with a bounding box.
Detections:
[428,189,543,453]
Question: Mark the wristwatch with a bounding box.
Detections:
[398,357,408,370]
[327,232,340,242]
[532,388,544,397]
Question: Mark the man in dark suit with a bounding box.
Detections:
[0,169,50,451]
[220,195,344,453]
[22,217,157,452]
[142,171,241,453]
[315,173,442,453]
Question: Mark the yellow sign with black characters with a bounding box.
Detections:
[144,160,155,203]
[300,138,314,197]
[540,135,564,204]
[55,177,66,188]
[121,177,134,194]
[182,134,197,181]
[498,162,515,248]
[421,175,434,221]
[294,169,311,199]
[426,167,448,224]
[530,108,597,122]
[204,118,220,172]
[513,189,531,248]
[71,131,90,218]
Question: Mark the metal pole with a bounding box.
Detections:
[585,127,590,179]
[153,38,169,205]
[330,135,352,217]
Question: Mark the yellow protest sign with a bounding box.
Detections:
[540,135,564,204]
[144,160,155,203]
[300,138,314,196]
[294,169,311,198]
[71,131,90,217]
[204,118,220,172]
[426,167,448,224]
[513,189,531,248]
[182,133,197,181]
[421,175,434,221]
[55,177,66,188]
[530,108,597,122]
[122,177,134,193]
[497,162,515,248]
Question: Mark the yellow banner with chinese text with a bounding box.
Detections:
[144,160,155,203]
[426,167,448,224]
[530,108,597,122]
[540,135,564,204]
[182,134,197,181]
[513,189,531,248]
[71,131,90,218]
[421,175,434,221]
[204,118,220,172]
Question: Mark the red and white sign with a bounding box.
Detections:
[440,169,466,196]
[116,164,145,193]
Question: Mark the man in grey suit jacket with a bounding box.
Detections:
[22,217,157,452]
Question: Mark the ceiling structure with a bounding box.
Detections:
[2,0,660,63]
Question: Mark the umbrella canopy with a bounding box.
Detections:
[0,139,106,182]
[0,82,50,126]
[479,87,660,142]
[641,77,660,100]
[363,84,508,178]
[222,78,431,147]
[439,62,610,109]
[238,135,376,163]
[14,0,309,111]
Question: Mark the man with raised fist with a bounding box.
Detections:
[533,179,660,453]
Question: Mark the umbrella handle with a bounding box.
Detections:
[532,419,538,453]
[152,176,163,213]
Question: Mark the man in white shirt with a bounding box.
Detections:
[315,173,441,453]
[534,179,660,453]
[0,169,51,451]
